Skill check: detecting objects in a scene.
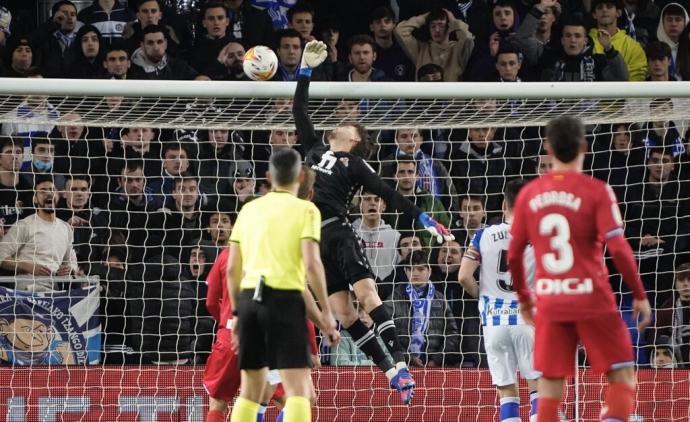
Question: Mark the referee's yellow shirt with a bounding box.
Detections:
[229,190,321,292]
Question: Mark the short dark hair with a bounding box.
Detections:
[174,172,198,188]
[561,16,587,32]
[459,194,485,208]
[496,40,523,61]
[663,3,687,17]
[347,34,376,54]
[646,146,674,161]
[406,250,430,268]
[162,142,190,156]
[52,0,76,15]
[137,0,161,10]
[417,63,444,80]
[275,28,302,47]
[493,0,517,11]
[269,148,301,186]
[369,6,395,24]
[591,0,622,11]
[121,159,144,175]
[66,174,92,186]
[0,136,19,152]
[142,24,167,39]
[646,41,672,61]
[504,179,528,210]
[545,116,585,163]
[31,137,51,152]
[394,156,417,173]
[105,42,130,58]
[676,262,690,282]
[428,7,448,23]
[202,1,227,17]
[33,174,54,189]
[287,1,314,22]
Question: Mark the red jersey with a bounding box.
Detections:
[508,171,646,321]
[206,248,232,329]
[205,248,319,354]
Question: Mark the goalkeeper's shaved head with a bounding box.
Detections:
[269,147,302,186]
[545,116,586,163]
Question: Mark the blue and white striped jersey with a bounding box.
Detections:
[465,222,535,326]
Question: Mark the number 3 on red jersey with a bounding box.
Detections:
[538,213,574,275]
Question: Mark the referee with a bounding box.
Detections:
[227,148,339,422]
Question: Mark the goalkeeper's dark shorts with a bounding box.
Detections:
[236,288,311,370]
[320,217,375,295]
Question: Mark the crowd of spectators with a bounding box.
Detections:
[0,0,687,369]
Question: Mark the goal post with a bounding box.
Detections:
[0,79,688,421]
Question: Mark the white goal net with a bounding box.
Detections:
[0,78,687,421]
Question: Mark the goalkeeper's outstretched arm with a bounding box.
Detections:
[292,41,328,155]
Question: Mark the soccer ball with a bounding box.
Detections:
[243,46,278,81]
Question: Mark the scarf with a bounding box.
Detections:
[405,283,435,357]
[672,298,688,352]
[553,54,596,82]
[54,30,77,52]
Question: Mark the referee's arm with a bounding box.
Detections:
[226,242,243,317]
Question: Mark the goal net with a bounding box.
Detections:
[0,78,687,421]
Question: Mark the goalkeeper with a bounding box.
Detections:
[293,40,454,405]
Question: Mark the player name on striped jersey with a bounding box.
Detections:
[528,191,582,212]
[469,222,535,326]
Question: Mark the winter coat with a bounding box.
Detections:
[385,282,461,366]
[589,27,647,81]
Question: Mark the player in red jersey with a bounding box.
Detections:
[204,247,322,422]
[508,116,652,422]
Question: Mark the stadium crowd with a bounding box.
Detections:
[0,0,688,370]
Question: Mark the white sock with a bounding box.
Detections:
[395,362,407,371]
[385,367,397,381]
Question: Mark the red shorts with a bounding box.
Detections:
[203,328,241,401]
[535,313,634,378]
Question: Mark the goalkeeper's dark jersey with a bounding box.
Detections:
[293,76,422,221]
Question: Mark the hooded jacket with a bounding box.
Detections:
[589,26,647,80]
[656,2,690,78]
[352,218,401,281]
[66,24,104,79]
[395,13,475,81]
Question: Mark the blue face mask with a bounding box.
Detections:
[33,159,53,172]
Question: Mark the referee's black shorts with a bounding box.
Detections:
[237,287,311,370]
[320,218,375,295]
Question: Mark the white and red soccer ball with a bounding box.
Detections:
[243,45,278,81]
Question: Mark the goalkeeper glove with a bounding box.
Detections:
[299,40,328,77]
[418,212,454,244]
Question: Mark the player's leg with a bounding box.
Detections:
[279,368,313,422]
[512,324,541,422]
[352,277,407,367]
[231,368,268,422]
[534,319,578,422]
[485,325,521,422]
[328,290,397,378]
[269,290,314,421]
[231,292,269,422]
[576,314,636,422]
[204,328,241,422]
